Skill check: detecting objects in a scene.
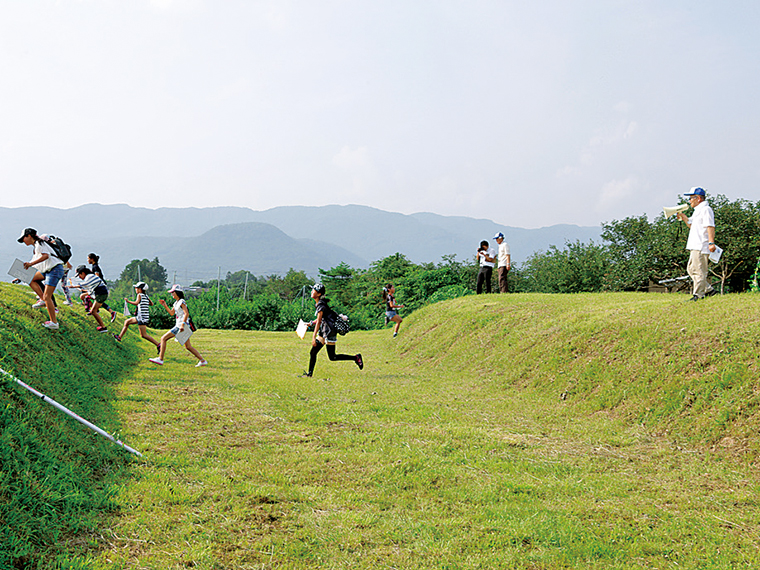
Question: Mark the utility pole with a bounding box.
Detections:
[216,266,221,312]
[243,271,249,301]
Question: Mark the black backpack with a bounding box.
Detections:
[43,235,72,263]
[330,311,350,335]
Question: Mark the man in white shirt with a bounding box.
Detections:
[476,240,496,294]
[494,232,511,293]
[677,187,717,300]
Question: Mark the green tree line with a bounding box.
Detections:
[106,194,760,331]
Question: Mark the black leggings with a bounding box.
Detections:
[308,340,355,375]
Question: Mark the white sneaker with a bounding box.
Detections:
[43,321,59,330]
[148,357,164,365]
[195,360,208,367]
[63,300,73,306]
[32,300,45,308]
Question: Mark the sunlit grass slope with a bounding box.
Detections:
[89,291,760,570]
[0,283,141,569]
[402,292,760,452]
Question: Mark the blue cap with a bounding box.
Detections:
[684,187,706,197]
[494,232,504,240]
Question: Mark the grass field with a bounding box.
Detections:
[56,293,760,569]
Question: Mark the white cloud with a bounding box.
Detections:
[597,177,640,211]
[332,146,371,170]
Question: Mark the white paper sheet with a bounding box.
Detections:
[8,259,38,284]
[174,326,193,346]
[709,245,723,264]
[296,319,308,339]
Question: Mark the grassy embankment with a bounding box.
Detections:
[8,289,760,568]
[0,283,141,569]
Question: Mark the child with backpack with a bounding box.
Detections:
[113,282,160,350]
[70,265,111,332]
[17,228,64,330]
[149,285,207,367]
[302,283,363,377]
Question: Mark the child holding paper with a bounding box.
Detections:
[149,285,207,367]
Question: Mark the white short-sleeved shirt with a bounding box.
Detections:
[173,298,188,327]
[32,241,63,274]
[479,247,496,268]
[686,201,715,254]
[497,241,511,268]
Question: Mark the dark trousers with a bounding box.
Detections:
[476,266,493,294]
[308,339,355,375]
[498,266,509,293]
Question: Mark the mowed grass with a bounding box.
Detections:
[79,293,760,569]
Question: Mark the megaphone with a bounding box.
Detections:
[663,204,688,218]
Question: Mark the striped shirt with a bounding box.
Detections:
[136,293,151,322]
[78,273,107,295]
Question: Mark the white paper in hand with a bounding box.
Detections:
[709,245,723,264]
[8,259,38,284]
[174,326,193,346]
[296,319,308,339]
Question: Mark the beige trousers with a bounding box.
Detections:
[687,249,713,298]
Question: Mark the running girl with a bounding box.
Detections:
[87,253,117,322]
[149,285,207,367]
[113,282,160,350]
[60,261,73,306]
[17,228,63,330]
[303,283,362,377]
[383,283,404,337]
[70,265,110,332]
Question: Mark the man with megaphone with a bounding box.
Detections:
[676,187,717,301]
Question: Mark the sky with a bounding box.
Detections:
[1,0,759,229]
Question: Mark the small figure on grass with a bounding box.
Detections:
[382,283,404,338]
[70,265,111,333]
[302,283,362,377]
[113,282,161,352]
[149,284,207,368]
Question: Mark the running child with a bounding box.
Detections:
[88,253,117,322]
[113,281,160,350]
[302,283,363,377]
[60,261,73,305]
[149,285,207,367]
[382,283,404,337]
[70,265,110,332]
[17,228,64,330]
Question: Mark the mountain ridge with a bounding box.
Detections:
[1,204,602,284]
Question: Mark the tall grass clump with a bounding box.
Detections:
[0,283,142,569]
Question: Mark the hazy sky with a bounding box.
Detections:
[1,1,758,228]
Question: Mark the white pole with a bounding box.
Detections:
[243,271,249,301]
[216,266,221,312]
[0,367,143,457]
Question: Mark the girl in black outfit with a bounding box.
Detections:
[303,283,363,377]
[88,253,117,322]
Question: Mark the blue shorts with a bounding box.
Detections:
[43,264,65,288]
[386,310,398,319]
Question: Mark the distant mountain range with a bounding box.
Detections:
[1,204,602,284]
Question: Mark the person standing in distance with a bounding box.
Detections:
[494,232,511,293]
[476,240,496,294]
[676,187,717,301]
